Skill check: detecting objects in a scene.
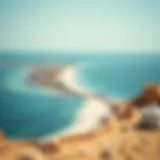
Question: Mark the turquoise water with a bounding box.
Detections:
[1,53,160,138]
[77,55,160,100]
[0,66,83,139]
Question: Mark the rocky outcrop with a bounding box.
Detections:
[132,84,160,106]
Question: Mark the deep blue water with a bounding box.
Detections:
[0,65,83,139]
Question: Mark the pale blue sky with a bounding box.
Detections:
[0,0,159,52]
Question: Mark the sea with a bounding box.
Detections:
[0,52,160,139]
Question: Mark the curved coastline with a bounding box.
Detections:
[45,65,112,139]
[1,64,113,139]
[29,63,160,139]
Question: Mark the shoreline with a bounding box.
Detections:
[41,65,112,139]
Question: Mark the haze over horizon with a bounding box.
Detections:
[0,0,159,53]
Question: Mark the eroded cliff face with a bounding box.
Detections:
[132,84,160,106]
[1,84,160,160]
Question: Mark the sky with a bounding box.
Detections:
[0,0,159,52]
